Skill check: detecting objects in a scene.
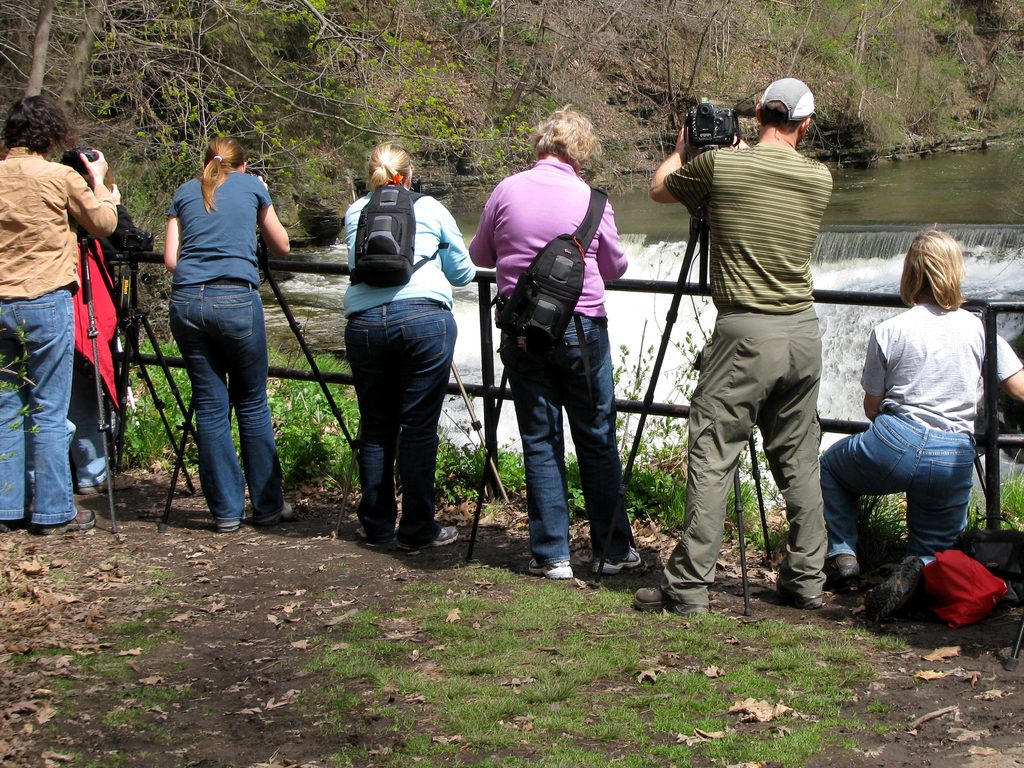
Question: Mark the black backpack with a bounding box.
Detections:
[352,184,434,287]
[495,187,608,357]
[957,527,1024,603]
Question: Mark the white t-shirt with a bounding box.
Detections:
[861,304,1023,434]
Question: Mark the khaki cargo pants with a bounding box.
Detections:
[661,307,827,608]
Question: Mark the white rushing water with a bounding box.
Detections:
[270,226,1024,458]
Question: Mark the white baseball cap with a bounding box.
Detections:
[760,78,815,120]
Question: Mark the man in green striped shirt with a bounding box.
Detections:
[634,78,833,617]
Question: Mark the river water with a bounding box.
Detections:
[270,145,1024,447]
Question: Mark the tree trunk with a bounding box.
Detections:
[26,0,55,96]
[61,0,107,111]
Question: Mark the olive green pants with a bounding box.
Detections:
[661,308,827,608]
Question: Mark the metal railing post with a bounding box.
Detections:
[983,306,1003,528]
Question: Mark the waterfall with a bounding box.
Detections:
[814,224,1024,266]
[273,225,1024,453]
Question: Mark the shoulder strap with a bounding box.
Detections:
[571,187,608,254]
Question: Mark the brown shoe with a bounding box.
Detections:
[75,475,135,496]
[29,509,96,536]
[777,587,824,610]
[633,586,709,617]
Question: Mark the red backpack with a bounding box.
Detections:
[923,549,1007,628]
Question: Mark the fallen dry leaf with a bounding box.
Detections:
[728,698,792,723]
[676,728,726,745]
[922,646,961,662]
[637,666,667,684]
[445,608,461,623]
[969,747,999,756]
[949,727,989,743]
[975,689,1009,700]
[264,689,300,710]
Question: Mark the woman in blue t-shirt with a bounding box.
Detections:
[343,143,475,549]
[164,137,292,532]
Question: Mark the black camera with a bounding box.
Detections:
[686,101,738,149]
[120,227,155,253]
[60,146,99,178]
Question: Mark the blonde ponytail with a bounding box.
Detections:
[201,137,246,212]
[366,144,412,191]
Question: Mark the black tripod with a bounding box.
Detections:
[77,236,119,532]
[595,208,772,615]
[110,252,196,496]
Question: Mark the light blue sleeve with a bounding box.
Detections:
[426,198,476,287]
[342,195,368,270]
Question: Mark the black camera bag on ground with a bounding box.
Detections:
[353,184,431,287]
[496,187,608,357]
[957,527,1024,603]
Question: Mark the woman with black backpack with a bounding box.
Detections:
[343,143,474,550]
[469,108,640,580]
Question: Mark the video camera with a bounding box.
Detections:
[60,146,100,178]
[686,100,739,150]
[120,227,155,253]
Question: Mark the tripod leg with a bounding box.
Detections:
[334,432,360,537]
[452,362,508,502]
[130,351,197,495]
[1006,608,1024,671]
[595,214,706,584]
[159,399,196,533]
[734,468,752,617]
[748,435,771,561]
[80,240,119,533]
[467,371,509,563]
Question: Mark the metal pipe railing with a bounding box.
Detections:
[123,250,1024,524]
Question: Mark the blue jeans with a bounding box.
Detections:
[345,299,456,546]
[169,284,283,524]
[68,357,107,488]
[821,412,976,561]
[0,290,76,525]
[501,316,632,565]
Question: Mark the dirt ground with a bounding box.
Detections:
[2,475,1024,768]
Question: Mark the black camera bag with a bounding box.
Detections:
[957,527,1024,603]
[496,187,607,357]
[353,184,430,287]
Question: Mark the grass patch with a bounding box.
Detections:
[309,565,876,766]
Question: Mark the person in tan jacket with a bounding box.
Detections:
[0,95,119,534]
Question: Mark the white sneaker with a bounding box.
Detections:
[278,500,295,521]
[593,546,642,575]
[253,499,294,527]
[528,559,574,580]
[397,525,459,550]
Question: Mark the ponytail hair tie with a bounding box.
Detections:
[389,172,404,186]
[213,155,224,163]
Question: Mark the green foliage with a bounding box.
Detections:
[309,566,876,766]
[854,495,909,572]
[1000,473,1024,528]
[0,312,35,469]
